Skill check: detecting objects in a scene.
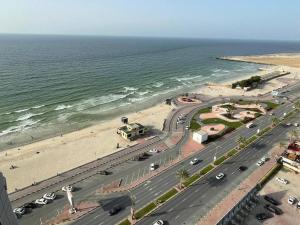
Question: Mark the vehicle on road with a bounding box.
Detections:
[256,160,264,166]
[99,170,109,175]
[35,198,48,205]
[108,205,122,216]
[153,220,165,225]
[185,125,189,130]
[150,163,158,171]
[261,156,268,162]
[286,123,292,126]
[43,192,56,200]
[149,148,159,153]
[264,195,280,206]
[62,185,74,192]
[256,212,273,221]
[216,173,225,180]
[264,204,283,215]
[246,122,254,128]
[276,177,288,184]
[23,202,37,209]
[190,158,199,165]
[294,123,299,127]
[297,202,300,209]
[269,112,274,116]
[288,196,296,205]
[238,166,247,171]
[13,207,25,216]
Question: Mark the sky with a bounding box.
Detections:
[0,0,299,41]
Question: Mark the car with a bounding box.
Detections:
[62,185,74,192]
[256,212,273,221]
[43,192,56,200]
[294,123,299,127]
[153,220,164,225]
[239,166,247,171]
[246,122,254,128]
[149,148,159,153]
[185,125,189,130]
[190,158,199,165]
[150,163,158,171]
[261,156,268,162]
[286,123,292,126]
[108,205,122,216]
[99,170,109,175]
[276,177,288,184]
[23,202,37,209]
[13,207,25,215]
[264,204,283,215]
[256,160,264,166]
[35,198,48,205]
[297,202,300,209]
[288,196,296,205]
[269,112,274,116]
[216,173,225,180]
[264,195,280,206]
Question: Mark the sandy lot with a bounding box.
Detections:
[244,168,300,225]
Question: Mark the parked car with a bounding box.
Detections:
[23,202,37,209]
[276,177,288,184]
[239,166,247,171]
[256,160,264,166]
[261,156,269,162]
[288,196,296,205]
[297,202,300,209]
[43,192,56,201]
[62,185,74,192]
[264,195,280,206]
[265,204,283,215]
[99,170,109,175]
[150,163,158,171]
[185,125,189,130]
[256,213,273,221]
[108,205,122,216]
[149,148,159,153]
[153,220,165,225]
[216,173,225,180]
[13,207,25,216]
[246,122,254,128]
[286,123,292,126]
[35,198,48,205]
[190,158,199,165]
[294,123,299,127]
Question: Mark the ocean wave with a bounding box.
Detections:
[174,75,204,82]
[16,112,44,122]
[137,91,150,96]
[32,104,45,109]
[55,104,73,111]
[123,86,138,92]
[14,108,30,113]
[153,82,164,88]
[0,119,41,137]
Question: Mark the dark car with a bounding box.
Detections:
[23,202,37,209]
[265,204,283,215]
[108,205,122,216]
[264,195,280,206]
[239,166,247,171]
[99,170,109,175]
[256,213,273,221]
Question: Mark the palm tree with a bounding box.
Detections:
[295,102,300,112]
[128,190,136,221]
[176,168,189,189]
[289,129,299,143]
[236,136,247,149]
[271,116,280,127]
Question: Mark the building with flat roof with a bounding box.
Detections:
[193,130,208,144]
[117,123,146,140]
[0,172,18,225]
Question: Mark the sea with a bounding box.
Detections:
[1,34,300,150]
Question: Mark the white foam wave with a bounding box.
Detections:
[175,75,204,82]
[14,108,30,113]
[16,113,44,121]
[0,119,41,136]
[32,104,45,109]
[153,82,164,88]
[55,104,73,111]
[137,91,150,96]
[123,86,138,92]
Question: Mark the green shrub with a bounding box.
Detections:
[200,164,214,175]
[227,149,238,157]
[263,101,279,110]
[214,155,227,165]
[198,107,212,114]
[183,174,201,187]
[232,76,261,89]
[190,119,201,130]
[202,118,242,129]
[119,220,131,225]
[259,164,282,187]
[156,188,178,203]
[135,202,157,219]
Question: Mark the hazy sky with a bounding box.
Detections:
[0,0,299,40]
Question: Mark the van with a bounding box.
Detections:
[246,122,254,128]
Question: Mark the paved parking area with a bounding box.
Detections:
[244,168,300,225]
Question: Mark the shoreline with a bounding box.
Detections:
[2,53,300,193]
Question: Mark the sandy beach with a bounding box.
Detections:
[2,53,300,193]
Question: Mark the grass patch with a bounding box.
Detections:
[213,155,227,165]
[264,101,279,110]
[227,149,238,157]
[190,119,201,130]
[198,106,212,114]
[183,174,201,187]
[119,220,131,225]
[200,164,214,175]
[135,202,157,219]
[202,118,242,129]
[156,188,178,203]
[221,104,236,110]
[257,127,271,136]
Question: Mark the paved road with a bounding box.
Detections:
[138,115,300,225]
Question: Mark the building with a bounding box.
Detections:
[0,172,18,225]
[117,123,146,140]
[280,142,300,173]
[193,130,208,144]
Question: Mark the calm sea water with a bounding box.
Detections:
[1,35,300,149]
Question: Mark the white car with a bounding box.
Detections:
[261,157,268,162]
[43,192,56,200]
[153,220,164,225]
[269,112,274,116]
[256,160,264,166]
[62,185,74,192]
[149,148,159,153]
[35,198,48,205]
[286,123,292,126]
[185,125,189,130]
[288,196,296,205]
[276,177,288,184]
[13,207,25,215]
[150,163,157,171]
[216,173,225,180]
[294,123,299,127]
[190,158,199,165]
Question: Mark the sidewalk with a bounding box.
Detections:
[198,146,283,225]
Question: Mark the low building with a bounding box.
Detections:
[0,172,19,225]
[193,130,208,144]
[117,123,146,140]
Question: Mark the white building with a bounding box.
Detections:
[193,130,208,144]
[0,172,18,225]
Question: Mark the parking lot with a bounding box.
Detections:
[244,168,300,225]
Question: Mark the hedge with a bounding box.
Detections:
[259,164,282,187]
[213,155,227,165]
[135,202,157,219]
[183,174,201,187]
[200,164,214,175]
[227,149,238,157]
[156,188,178,203]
